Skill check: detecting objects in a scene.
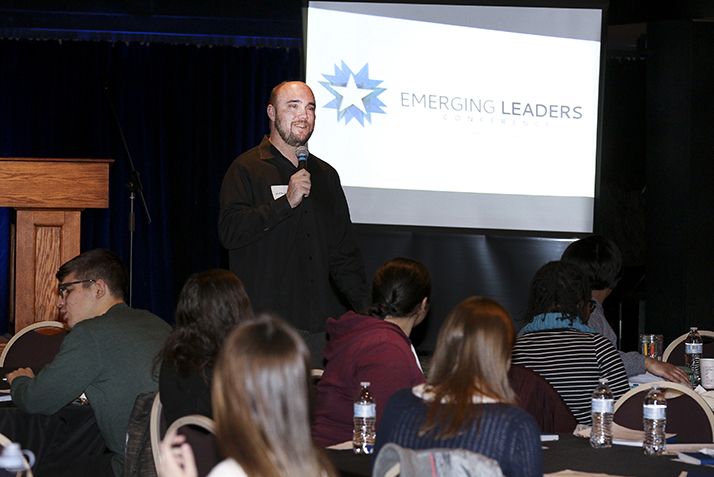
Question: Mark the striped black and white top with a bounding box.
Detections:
[512,329,630,425]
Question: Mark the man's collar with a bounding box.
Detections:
[258,135,277,161]
[259,136,300,168]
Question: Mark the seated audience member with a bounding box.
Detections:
[512,260,629,425]
[7,249,171,477]
[375,297,542,477]
[158,315,337,477]
[312,257,430,447]
[158,269,254,426]
[561,235,689,384]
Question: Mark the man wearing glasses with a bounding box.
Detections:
[6,248,171,476]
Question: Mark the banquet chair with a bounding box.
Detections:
[613,381,714,443]
[159,415,220,477]
[0,432,35,476]
[662,330,714,365]
[509,365,578,433]
[149,392,167,476]
[372,443,504,477]
[123,390,159,477]
[309,369,323,421]
[0,321,70,368]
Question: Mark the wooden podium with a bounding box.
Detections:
[0,158,113,332]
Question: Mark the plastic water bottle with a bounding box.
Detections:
[590,378,614,448]
[685,327,703,386]
[643,385,667,455]
[353,382,376,454]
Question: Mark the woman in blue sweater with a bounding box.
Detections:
[375,297,542,477]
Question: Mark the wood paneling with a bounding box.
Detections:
[1,158,112,332]
[0,158,112,209]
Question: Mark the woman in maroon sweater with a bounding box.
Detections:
[312,257,431,447]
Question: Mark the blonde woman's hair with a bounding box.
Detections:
[212,314,336,477]
[420,297,516,439]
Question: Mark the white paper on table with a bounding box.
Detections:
[327,441,353,450]
[573,422,675,446]
[628,372,663,386]
[545,471,637,477]
[697,388,714,411]
[664,443,714,456]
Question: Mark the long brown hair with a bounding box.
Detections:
[212,315,336,477]
[158,269,253,378]
[420,297,516,439]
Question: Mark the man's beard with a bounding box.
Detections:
[275,115,313,147]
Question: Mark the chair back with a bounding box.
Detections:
[123,390,159,477]
[372,443,504,477]
[662,330,714,365]
[149,392,167,476]
[613,381,714,443]
[0,321,70,367]
[162,415,220,477]
[509,365,578,433]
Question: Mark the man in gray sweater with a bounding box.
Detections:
[8,249,171,476]
[561,236,689,384]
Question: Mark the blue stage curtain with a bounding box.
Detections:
[0,38,301,328]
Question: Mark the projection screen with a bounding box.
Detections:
[305,1,605,233]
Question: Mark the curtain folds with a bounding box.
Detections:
[0,37,301,329]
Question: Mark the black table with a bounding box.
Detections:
[327,448,373,477]
[0,402,106,474]
[542,433,714,476]
[327,434,714,477]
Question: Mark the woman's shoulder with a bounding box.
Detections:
[484,403,541,432]
[207,458,248,477]
[381,387,427,417]
[389,386,424,406]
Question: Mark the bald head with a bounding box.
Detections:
[267,81,316,152]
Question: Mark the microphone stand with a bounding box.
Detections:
[101,75,152,307]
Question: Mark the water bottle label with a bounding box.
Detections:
[354,403,376,418]
[643,404,666,419]
[591,398,614,413]
[686,343,703,354]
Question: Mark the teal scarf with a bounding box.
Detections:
[522,312,597,334]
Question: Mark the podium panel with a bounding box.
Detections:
[1,158,112,332]
[15,210,81,329]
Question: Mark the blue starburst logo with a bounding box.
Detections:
[319,61,386,126]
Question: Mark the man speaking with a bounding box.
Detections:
[219,81,369,366]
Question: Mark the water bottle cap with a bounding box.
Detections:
[360,382,370,387]
[692,327,698,331]
[599,378,609,384]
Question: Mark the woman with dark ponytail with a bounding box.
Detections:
[311,257,431,447]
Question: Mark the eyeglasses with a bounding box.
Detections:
[58,279,96,299]
[588,299,598,313]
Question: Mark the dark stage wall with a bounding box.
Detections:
[2,30,711,353]
[646,20,714,344]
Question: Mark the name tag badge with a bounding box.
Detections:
[271,185,288,200]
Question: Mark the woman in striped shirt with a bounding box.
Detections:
[512,260,629,424]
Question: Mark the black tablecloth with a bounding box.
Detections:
[327,448,373,477]
[327,434,714,477]
[543,434,714,476]
[0,402,107,474]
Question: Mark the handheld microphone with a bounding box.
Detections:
[296,146,309,170]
